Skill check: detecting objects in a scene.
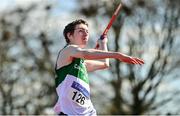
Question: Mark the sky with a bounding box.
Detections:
[0,0,14,11]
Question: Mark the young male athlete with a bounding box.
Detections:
[54,19,144,115]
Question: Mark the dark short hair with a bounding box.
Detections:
[63,19,88,43]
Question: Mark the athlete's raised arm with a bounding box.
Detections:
[67,45,144,65]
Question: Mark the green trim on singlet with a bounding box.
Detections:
[55,58,89,87]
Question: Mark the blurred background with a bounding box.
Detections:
[0,0,180,115]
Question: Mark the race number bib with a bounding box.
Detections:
[70,81,90,106]
[63,75,90,108]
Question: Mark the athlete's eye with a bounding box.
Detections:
[75,28,89,34]
[80,29,88,33]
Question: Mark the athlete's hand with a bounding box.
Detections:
[98,34,108,44]
[119,55,144,65]
[95,34,108,49]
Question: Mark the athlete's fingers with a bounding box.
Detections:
[134,57,141,64]
[132,60,137,64]
[134,59,142,65]
[131,58,139,64]
[137,58,144,64]
[131,57,145,65]
[134,58,144,65]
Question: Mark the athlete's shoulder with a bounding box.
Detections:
[65,44,82,52]
[59,45,77,53]
[64,45,84,58]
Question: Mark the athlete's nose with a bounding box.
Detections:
[83,30,88,35]
[83,32,88,36]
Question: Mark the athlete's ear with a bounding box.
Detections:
[67,32,72,39]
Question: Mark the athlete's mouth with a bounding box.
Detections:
[82,37,88,41]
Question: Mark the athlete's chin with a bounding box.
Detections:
[80,43,87,48]
[84,41,88,44]
[82,41,88,45]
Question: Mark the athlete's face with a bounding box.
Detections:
[69,24,89,48]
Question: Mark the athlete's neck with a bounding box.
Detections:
[68,43,85,48]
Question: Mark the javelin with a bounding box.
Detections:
[100,3,122,39]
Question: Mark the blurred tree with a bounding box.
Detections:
[0,1,58,115]
[77,0,180,114]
